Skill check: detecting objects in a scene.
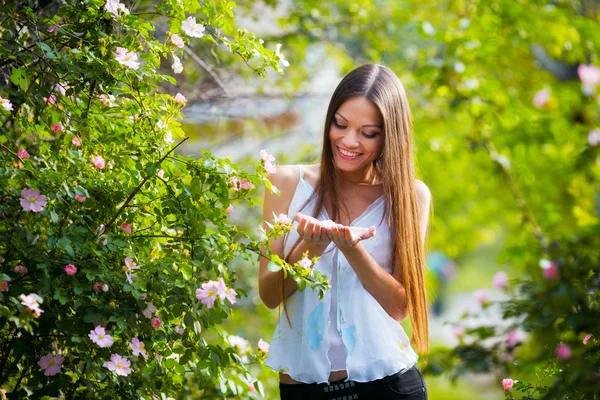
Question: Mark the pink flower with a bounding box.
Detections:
[142,302,157,319]
[276,213,291,224]
[226,204,233,213]
[38,353,64,376]
[115,48,140,70]
[88,326,114,347]
[93,282,103,292]
[492,271,508,289]
[239,179,254,190]
[157,169,166,180]
[588,129,600,147]
[583,334,593,345]
[0,96,13,111]
[0,280,8,292]
[18,149,30,159]
[51,124,63,133]
[121,222,132,234]
[502,378,513,391]
[20,188,48,212]
[507,330,526,347]
[14,265,28,275]
[264,161,277,174]
[540,259,559,280]
[151,317,162,328]
[299,257,312,269]
[173,93,187,105]
[260,149,275,163]
[75,194,86,203]
[181,16,205,38]
[92,155,105,169]
[170,34,185,48]
[71,135,82,146]
[55,82,68,96]
[124,257,139,271]
[473,289,489,305]
[103,354,131,376]
[257,339,270,353]
[533,89,550,109]
[578,64,600,87]
[47,23,60,34]
[44,95,57,105]
[64,264,77,275]
[20,294,44,317]
[175,326,185,335]
[130,337,148,359]
[98,94,116,107]
[216,278,237,304]
[102,283,109,292]
[196,281,219,308]
[450,325,465,338]
[556,343,572,361]
[230,177,240,191]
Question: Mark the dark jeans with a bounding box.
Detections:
[279,364,427,400]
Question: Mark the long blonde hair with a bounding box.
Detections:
[284,63,430,353]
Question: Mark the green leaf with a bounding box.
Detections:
[267,261,281,272]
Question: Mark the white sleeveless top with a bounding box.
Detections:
[265,165,418,384]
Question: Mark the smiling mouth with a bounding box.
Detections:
[337,146,362,159]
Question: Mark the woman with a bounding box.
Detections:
[258,63,431,399]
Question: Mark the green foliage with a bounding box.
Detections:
[0,0,304,398]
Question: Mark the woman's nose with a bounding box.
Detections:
[341,130,360,148]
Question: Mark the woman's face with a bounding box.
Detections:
[329,96,384,174]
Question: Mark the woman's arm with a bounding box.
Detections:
[258,167,331,309]
[328,180,432,322]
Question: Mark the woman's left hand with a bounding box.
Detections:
[322,221,376,249]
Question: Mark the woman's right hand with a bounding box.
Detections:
[294,212,332,248]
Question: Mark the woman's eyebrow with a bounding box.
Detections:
[335,112,382,129]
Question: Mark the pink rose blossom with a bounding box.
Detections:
[93,282,103,292]
[230,177,240,191]
[260,150,275,163]
[103,354,131,376]
[151,317,162,328]
[114,48,140,70]
[71,135,82,146]
[121,222,132,234]
[20,188,47,212]
[299,257,312,269]
[583,334,593,345]
[51,124,63,133]
[181,16,205,38]
[44,95,57,105]
[264,161,277,174]
[473,289,489,305]
[276,213,291,224]
[142,302,157,319]
[451,325,465,338]
[492,271,508,289]
[502,378,513,391]
[173,93,187,105]
[0,280,8,292]
[257,338,270,353]
[170,34,185,48]
[20,294,44,317]
[98,94,116,107]
[239,178,255,190]
[196,281,219,308]
[18,149,30,159]
[226,204,233,213]
[588,129,600,147]
[175,326,185,335]
[75,194,86,203]
[38,353,64,376]
[578,64,600,87]
[507,330,526,347]
[540,258,559,280]
[55,82,68,96]
[92,155,105,169]
[556,343,572,361]
[130,337,148,359]
[216,278,237,304]
[533,89,550,109]
[64,264,77,275]
[14,265,28,275]
[88,326,114,347]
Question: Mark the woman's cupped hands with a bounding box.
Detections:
[294,212,376,249]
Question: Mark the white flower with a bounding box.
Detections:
[114,47,140,70]
[181,16,205,38]
[171,55,183,74]
[0,96,13,111]
[142,302,157,319]
[275,43,290,68]
[228,335,250,354]
[105,0,130,17]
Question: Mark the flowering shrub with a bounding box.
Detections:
[0,1,325,397]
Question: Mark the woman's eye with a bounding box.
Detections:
[363,132,378,139]
[333,120,347,129]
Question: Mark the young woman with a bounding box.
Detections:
[259,63,431,400]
